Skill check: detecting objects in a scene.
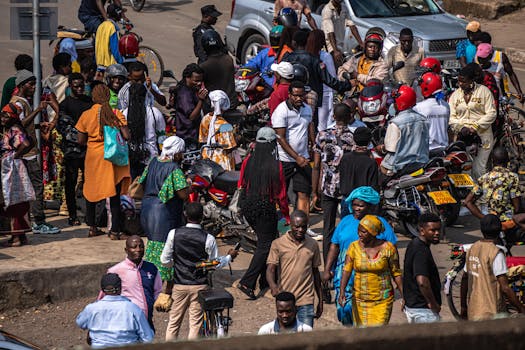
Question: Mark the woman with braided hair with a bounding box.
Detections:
[76,84,131,240]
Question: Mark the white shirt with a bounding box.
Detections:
[122,106,166,160]
[258,319,312,335]
[118,81,165,110]
[271,101,313,163]
[413,97,450,152]
[160,223,231,269]
[321,0,354,53]
[320,50,336,94]
[464,251,508,277]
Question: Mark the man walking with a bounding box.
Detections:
[76,273,154,348]
[161,202,238,340]
[266,210,323,327]
[102,235,162,330]
[403,213,442,323]
[193,5,224,64]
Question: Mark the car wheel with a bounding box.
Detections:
[241,33,266,65]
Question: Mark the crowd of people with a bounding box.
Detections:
[1,0,525,347]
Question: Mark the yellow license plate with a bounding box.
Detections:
[448,173,474,188]
[428,190,457,205]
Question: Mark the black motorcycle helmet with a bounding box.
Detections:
[269,25,284,48]
[201,29,223,54]
[278,7,298,28]
[292,63,309,84]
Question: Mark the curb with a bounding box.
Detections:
[505,47,525,65]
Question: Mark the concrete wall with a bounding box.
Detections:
[0,263,114,311]
[443,0,521,19]
[102,317,525,350]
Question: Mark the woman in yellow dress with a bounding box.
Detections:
[338,214,403,326]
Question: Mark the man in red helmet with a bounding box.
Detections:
[376,85,429,179]
[414,72,450,156]
[337,33,388,90]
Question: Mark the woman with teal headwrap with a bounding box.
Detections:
[322,186,397,325]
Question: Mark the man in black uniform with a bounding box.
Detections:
[193,4,223,64]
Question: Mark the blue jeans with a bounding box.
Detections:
[296,304,314,327]
[78,12,103,34]
[404,306,440,323]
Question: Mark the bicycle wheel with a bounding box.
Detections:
[137,45,164,86]
[129,0,146,11]
[444,259,466,320]
[509,106,525,131]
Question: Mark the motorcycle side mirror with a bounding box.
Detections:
[218,123,233,133]
[162,70,177,79]
[393,61,405,72]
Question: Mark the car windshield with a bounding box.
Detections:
[349,0,442,18]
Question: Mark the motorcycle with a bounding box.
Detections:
[382,163,457,237]
[187,125,257,252]
[234,67,272,108]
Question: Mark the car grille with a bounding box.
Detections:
[429,38,465,52]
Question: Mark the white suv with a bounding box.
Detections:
[225,0,466,69]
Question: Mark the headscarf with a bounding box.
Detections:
[345,186,380,212]
[359,214,384,237]
[1,104,20,119]
[160,136,185,161]
[92,84,121,135]
[59,38,78,62]
[207,90,230,145]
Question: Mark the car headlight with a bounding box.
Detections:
[235,78,250,92]
[362,100,381,115]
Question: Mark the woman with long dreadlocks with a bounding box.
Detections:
[237,127,289,300]
[123,82,166,179]
[76,84,131,240]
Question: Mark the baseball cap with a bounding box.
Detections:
[476,43,493,59]
[201,4,222,18]
[466,21,481,32]
[15,69,36,86]
[256,127,279,143]
[101,273,121,292]
[271,62,294,79]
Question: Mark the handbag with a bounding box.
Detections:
[128,177,144,200]
[1,154,36,207]
[98,107,129,166]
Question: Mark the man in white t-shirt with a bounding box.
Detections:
[258,291,312,335]
[413,72,449,156]
[272,81,315,215]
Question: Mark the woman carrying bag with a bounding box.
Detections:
[76,84,131,240]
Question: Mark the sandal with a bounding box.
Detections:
[237,284,257,300]
[108,232,119,240]
[88,228,105,238]
[68,217,82,226]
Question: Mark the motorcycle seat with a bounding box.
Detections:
[424,157,444,169]
[213,171,240,195]
[445,141,466,153]
[222,109,244,125]
[198,289,234,311]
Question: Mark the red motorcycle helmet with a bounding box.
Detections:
[419,57,441,74]
[419,72,443,98]
[392,85,417,112]
[119,33,140,58]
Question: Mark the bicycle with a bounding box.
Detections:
[196,260,234,338]
[443,239,525,320]
[495,93,525,174]
[129,0,146,12]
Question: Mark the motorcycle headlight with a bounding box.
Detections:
[235,79,249,92]
[362,100,381,115]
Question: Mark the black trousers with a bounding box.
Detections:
[85,183,122,232]
[64,157,85,219]
[239,210,278,290]
[322,194,339,264]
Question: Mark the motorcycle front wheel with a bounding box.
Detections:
[129,0,146,11]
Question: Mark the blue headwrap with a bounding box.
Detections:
[59,38,78,62]
[345,186,380,213]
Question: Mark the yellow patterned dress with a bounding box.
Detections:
[344,240,401,326]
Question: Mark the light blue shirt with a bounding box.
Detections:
[76,295,154,349]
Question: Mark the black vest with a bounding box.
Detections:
[172,226,208,285]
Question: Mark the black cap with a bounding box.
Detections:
[101,273,121,292]
[201,4,222,17]
[107,4,123,19]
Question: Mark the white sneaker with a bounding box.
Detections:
[306,228,323,241]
